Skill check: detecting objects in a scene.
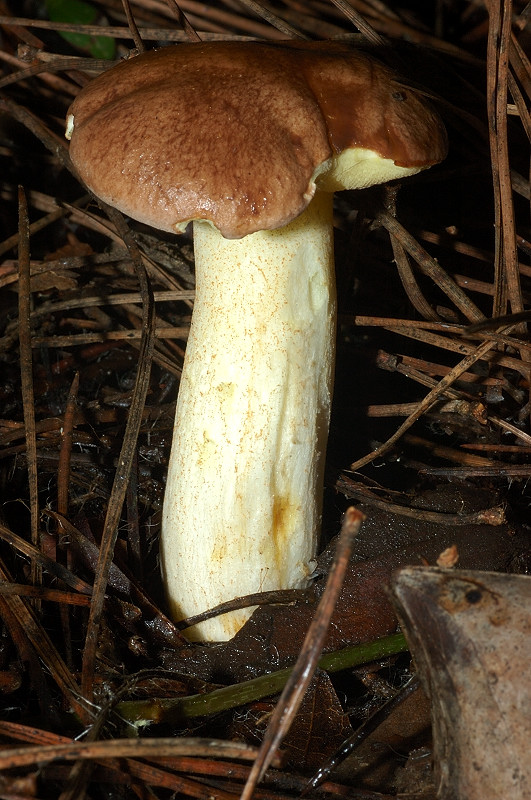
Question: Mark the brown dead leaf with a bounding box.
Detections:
[29,270,78,292]
[281,670,353,773]
[333,682,432,793]
[390,568,531,800]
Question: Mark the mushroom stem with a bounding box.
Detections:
[161,192,336,640]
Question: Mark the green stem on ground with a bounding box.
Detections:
[116,632,408,727]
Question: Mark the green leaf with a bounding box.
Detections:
[45,0,116,60]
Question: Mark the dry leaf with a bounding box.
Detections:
[391,568,531,800]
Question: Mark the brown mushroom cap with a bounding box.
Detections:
[67,41,447,239]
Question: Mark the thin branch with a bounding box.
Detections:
[17,187,39,581]
[241,507,366,800]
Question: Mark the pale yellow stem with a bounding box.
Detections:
[161,192,336,640]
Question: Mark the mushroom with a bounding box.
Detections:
[66,40,447,640]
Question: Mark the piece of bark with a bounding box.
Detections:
[390,567,531,800]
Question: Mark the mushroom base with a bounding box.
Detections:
[161,193,336,640]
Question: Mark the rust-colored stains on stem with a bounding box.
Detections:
[271,492,299,574]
